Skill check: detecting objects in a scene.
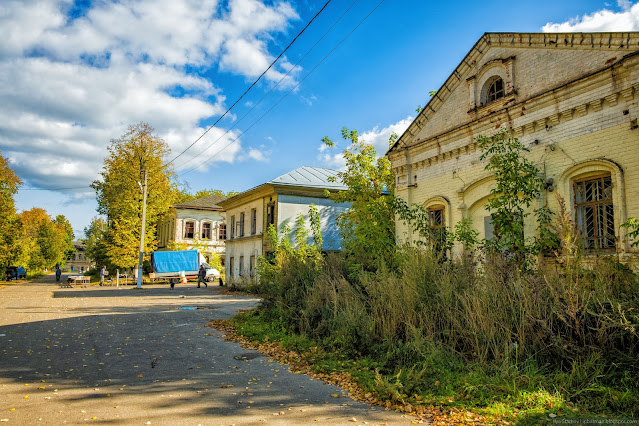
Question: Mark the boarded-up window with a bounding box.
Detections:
[239,256,244,276]
[484,216,495,240]
[575,174,615,250]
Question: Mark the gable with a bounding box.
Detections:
[390,32,639,154]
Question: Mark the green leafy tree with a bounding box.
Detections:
[622,218,639,248]
[477,129,544,260]
[0,151,22,271]
[92,123,178,269]
[174,187,239,204]
[83,216,109,270]
[18,208,68,271]
[322,127,396,271]
[54,215,75,263]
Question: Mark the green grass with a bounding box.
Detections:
[231,308,638,423]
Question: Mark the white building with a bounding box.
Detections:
[218,166,350,281]
[156,194,226,263]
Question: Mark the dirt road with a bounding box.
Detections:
[0,275,412,425]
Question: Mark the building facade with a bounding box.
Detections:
[66,241,94,272]
[156,194,226,263]
[388,32,639,265]
[219,166,350,281]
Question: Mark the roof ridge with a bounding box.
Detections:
[388,31,639,154]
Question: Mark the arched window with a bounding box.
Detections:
[574,173,615,250]
[487,77,504,102]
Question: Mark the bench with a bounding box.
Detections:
[67,275,90,285]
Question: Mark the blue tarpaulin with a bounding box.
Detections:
[152,250,199,273]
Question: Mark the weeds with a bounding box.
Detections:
[239,244,638,419]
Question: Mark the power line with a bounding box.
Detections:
[179,0,388,176]
[164,0,333,167]
[172,0,361,171]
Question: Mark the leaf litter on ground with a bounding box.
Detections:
[207,319,511,425]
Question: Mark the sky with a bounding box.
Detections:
[3,0,639,237]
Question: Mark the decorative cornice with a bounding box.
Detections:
[392,85,636,184]
[389,31,639,154]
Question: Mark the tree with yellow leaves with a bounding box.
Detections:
[92,123,178,269]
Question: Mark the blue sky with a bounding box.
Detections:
[3,0,638,237]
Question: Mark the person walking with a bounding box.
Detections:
[197,264,207,288]
[55,266,62,282]
[100,266,106,286]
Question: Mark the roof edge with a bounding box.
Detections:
[387,31,639,155]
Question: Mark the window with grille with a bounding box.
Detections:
[201,222,211,239]
[427,206,447,253]
[574,174,615,250]
[218,223,226,240]
[184,221,194,239]
[487,77,504,102]
[428,206,445,230]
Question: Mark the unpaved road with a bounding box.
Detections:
[0,275,412,425]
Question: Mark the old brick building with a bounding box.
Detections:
[388,32,639,264]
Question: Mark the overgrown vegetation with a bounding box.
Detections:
[234,129,639,421]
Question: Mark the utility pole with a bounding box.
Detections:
[137,168,148,289]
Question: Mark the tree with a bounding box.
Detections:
[18,208,69,271]
[54,215,75,263]
[174,187,239,204]
[322,127,396,271]
[84,216,109,270]
[0,150,21,270]
[92,123,178,269]
[477,128,544,260]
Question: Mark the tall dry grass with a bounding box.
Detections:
[252,245,639,413]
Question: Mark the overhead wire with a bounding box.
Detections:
[164,0,333,167]
[171,0,361,171]
[179,0,388,177]
[18,1,333,193]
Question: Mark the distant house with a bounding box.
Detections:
[156,194,226,264]
[218,166,350,281]
[66,241,94,272]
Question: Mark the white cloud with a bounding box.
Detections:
[247,147,270,162]
[542,2,639,32]
[0,0,301,200]
[318,117,412,170]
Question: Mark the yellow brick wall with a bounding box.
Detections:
[392,38,639,262]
